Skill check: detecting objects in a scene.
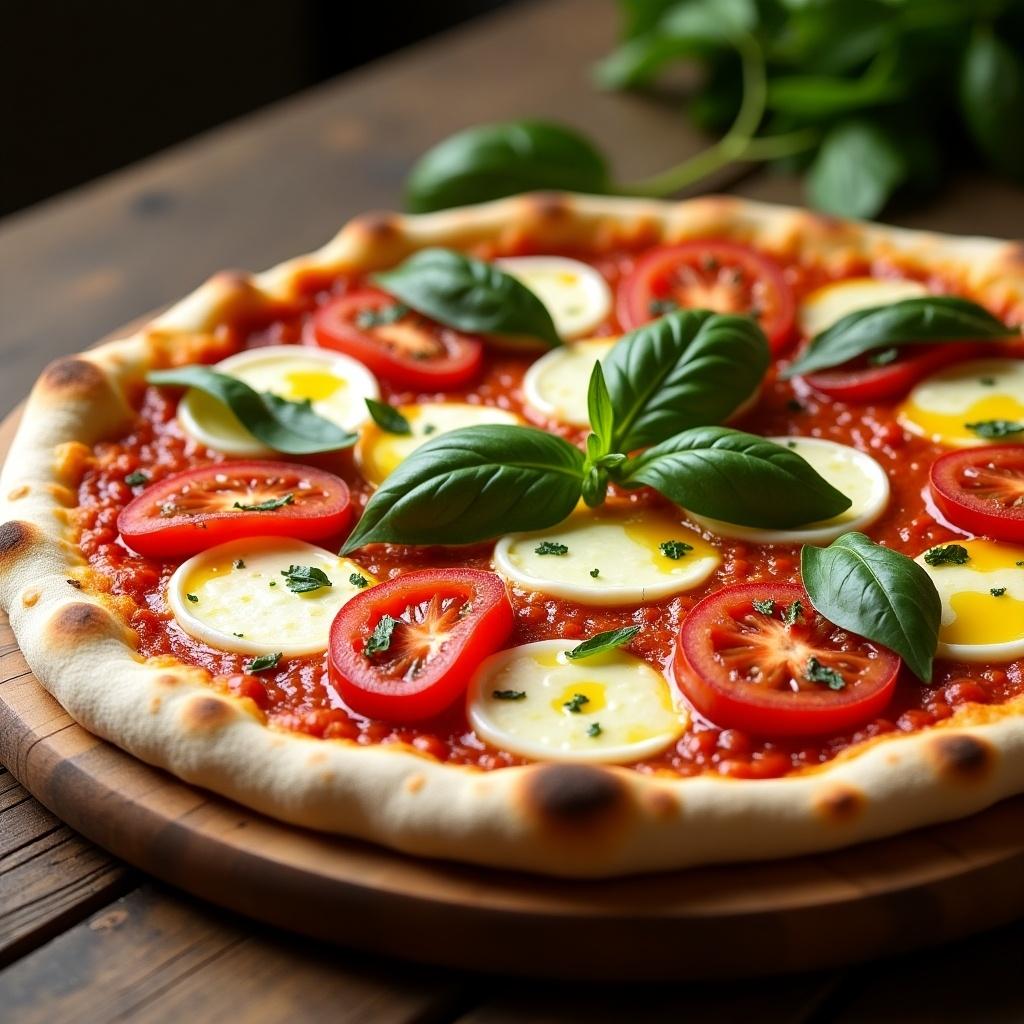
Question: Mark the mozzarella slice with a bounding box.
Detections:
[915,538,1024,662]
[494,256,612,340]
[356,402,521,485]
[493,506,719,605]
[799,277,929,338]
[168,537,375,657]
[689,436,889,545]
[898,358,1024,448]
[522,338,617,426]
[468,639,686,763]
[178,345,379,456]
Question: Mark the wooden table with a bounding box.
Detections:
[3,0,1024,1018]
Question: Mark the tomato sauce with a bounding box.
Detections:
[73,246,1024,779]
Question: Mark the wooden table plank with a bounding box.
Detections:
[0,885,471,1024]
[0,766,133,967]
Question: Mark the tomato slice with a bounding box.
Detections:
[930,445,1024,542]
[616,241,796,353]
[674,582,901,736]
[329,568,514,722]
[118,460,352,558]
[801,342,978,403]
[307,289,484,390]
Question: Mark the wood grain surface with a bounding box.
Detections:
[4,0,1024,1016]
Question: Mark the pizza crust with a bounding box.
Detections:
[3,192,1024,878]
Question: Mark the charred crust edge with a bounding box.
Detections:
[930,733,995,783]
[523,763,628,829]
[39,357,108,396]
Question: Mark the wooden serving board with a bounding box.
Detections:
[4,408,1024,981]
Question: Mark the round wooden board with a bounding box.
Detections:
[5,408,1024,981]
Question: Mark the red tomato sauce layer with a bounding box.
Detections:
[74,247,1024,779]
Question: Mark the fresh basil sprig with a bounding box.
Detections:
[147,366,357,455]
[602,310,769,450]
[365,398,411,435]
[342,424,586,551]
[619,427,851,529]
[802,532,941,683]
[566,626,640,661]
[784,297,1015,379]
[374,248,561,349]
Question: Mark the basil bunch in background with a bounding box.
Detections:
[343,310,851,551]
[406,0,1024,219]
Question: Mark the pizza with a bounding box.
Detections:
[2,193,1024,878]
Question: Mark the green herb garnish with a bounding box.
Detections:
[492,689,526,701]
[363,614,400,657]
[186,593,199,603]
[587,722,603,738]
[781,600,803,626]
[535,541,569,556]
[991,587,1007,597]
[365,398,412,435]
[349,573,370,588]
[563,693,590,714]
[924,544,970,567]
[804,656,846,691]
[233,493,295,512]
[125,470,149,486]
[281,564,333,594]
[659,539,693,560]
[589,568,600,578]
[965,419,1024,439]
[752,598,775,616]
[247,652,281,674]
[566,625,640,661]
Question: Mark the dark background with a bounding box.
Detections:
[0,0,516,218]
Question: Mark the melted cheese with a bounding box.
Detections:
[467,639,686,763]
[799,277,929,338]
[178,345,379,456]
[494,256,612,340]
[168,537,375,657]
[493,505,720,605]
[522,338,617,426]
[356,402,521,486]
[689,436,889,545]
[899,358,1024,448]
[915,538,1024,662]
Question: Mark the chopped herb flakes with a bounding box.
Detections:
[965,419,1024,439]
[355,302,408,330]
[587,722,603,738]
[991,587,1008,597]
[186,593,199,603]
[281,564,333,593]
[924,543,970,566]
[563,692,590,714]
[124,470,149,486]
[232,632,245,638]
[233,493,295,512]
[589,568,600,578]
[492,689,526,701]
[247,652,281,673]
[363,614,400,657]
[752,598,775,616]
[422,423,437,435]
[781,599,803,626]
[349,572,370,588]
[805,656,846,691]
[535,541,569,556]
[659,540,693,560]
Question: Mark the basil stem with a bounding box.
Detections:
[147,366,357,455]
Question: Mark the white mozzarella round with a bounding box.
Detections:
[467,639,686,763]
[522,338,617,427]
[356,402,521,485]
[899,358,1024,448]
[493,506,720,605]
[799,277,929,338]
[178,345,379,456]
[915,538,1024,662]
[689,436,890,545]
[168,536,375,657]
[494,256,612,340]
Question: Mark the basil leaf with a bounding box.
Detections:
[807,119,907,219]
[363,614,400,657]
[365,398,411,435]
[374,248,561,349]
[147,366,357,455]
[566,625,641,661]
[281,565,333,594]
[586,362,615,455]
[618,427,851,528]
[404,121,610,214]
[801,532,941,683]
[784,297,1015,379]
[247,652,281,674]
[342,424,585,551]
[602,310,770,451]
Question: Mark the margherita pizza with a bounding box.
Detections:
[2,194,1024,877]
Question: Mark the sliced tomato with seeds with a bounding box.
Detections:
[117,460,352,558]
[616,241,796,353]
[329,569,513,722]
[307,289,484,390]
[674,582,901,736]
[801,342,977,403]
[930,445,1024,542]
